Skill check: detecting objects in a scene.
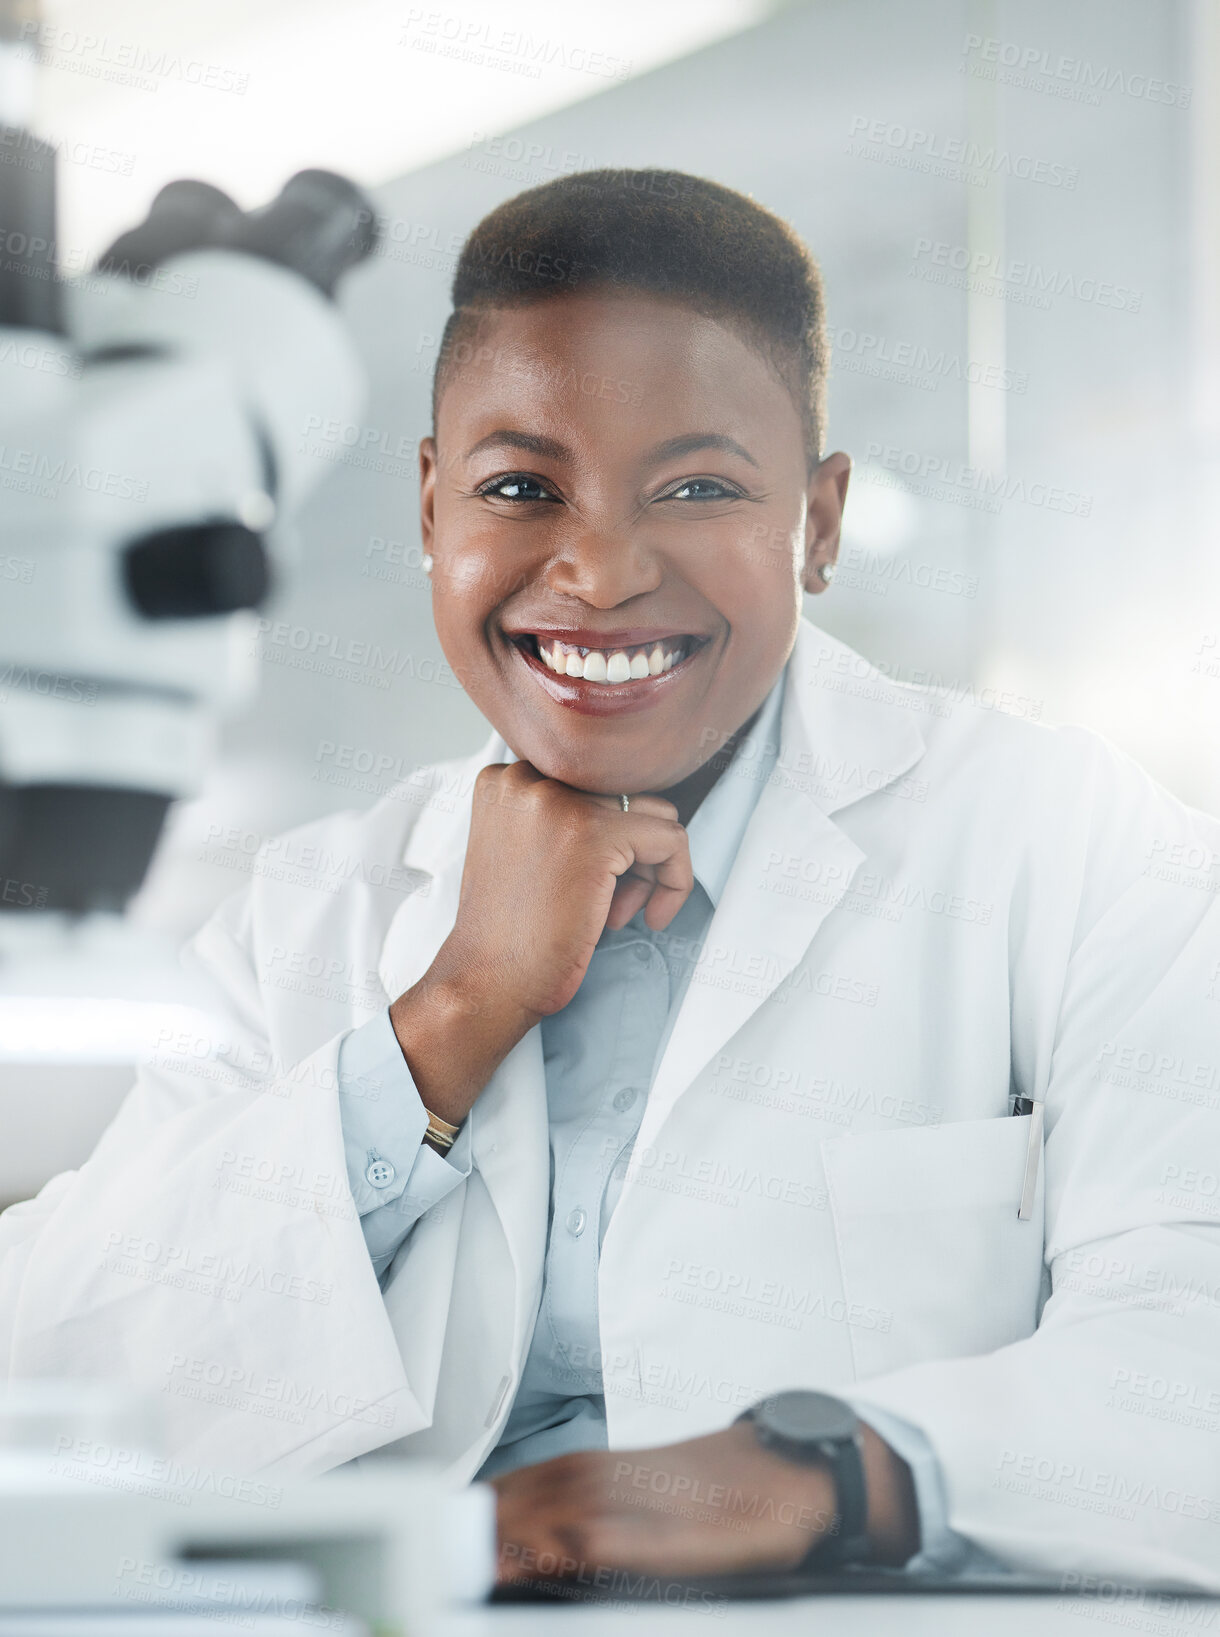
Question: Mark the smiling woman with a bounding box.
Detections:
[420,172,848,799]
[422,284,849,792]
[4,167,1220,1599]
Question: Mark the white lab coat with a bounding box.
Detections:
[4,617,1220,1588]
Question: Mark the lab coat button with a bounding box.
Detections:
[613,1086,637,1112]
[566,1208,587,1237]
[633,945,652,964]
[365,1157,396,1188]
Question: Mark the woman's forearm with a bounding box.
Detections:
[388,952,535,1126]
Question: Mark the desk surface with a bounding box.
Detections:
[446,1591,1219,1636]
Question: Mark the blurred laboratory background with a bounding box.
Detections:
[3,0,1217,1202]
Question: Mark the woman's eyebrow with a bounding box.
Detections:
[644,432,760,468]
[462,429,760,469]
[464,430,572,461]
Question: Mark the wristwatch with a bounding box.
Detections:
[736,1390,869,1569]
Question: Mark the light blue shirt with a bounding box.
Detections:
[336,670,975,1574]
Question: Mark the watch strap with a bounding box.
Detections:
[805,1424,868,1569]
[737,1395,870,1571]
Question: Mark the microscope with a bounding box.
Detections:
[0,0,378,1054]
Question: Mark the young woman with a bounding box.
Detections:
[3,171,1219,1591]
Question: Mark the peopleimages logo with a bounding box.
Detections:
[862,441,1092,518]
[18,20,249,94]
[830,325,1028,395]
[847,115,1078,189]
[961,33,1191,109]
[910,237,1141,314]
[0,439,148,501]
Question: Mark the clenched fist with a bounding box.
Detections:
[389,762,693,1124]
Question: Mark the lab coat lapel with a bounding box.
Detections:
[634,619,926,1154]
[376,756,481,1004]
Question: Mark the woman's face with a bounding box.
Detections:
[420,289,849,796]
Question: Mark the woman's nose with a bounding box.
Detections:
[542,521,664,607]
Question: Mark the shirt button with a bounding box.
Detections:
[633,946,652,964]
[613,1086,637,1112]
[566,1208,587,1237]
[365,1157,396,1188]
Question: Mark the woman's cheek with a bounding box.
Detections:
[435,547,499,598]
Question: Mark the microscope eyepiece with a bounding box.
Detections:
[94,168,379,298]
[96,180,244,281]
[235,168,379,296]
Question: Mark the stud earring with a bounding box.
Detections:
[818,562,835,585]
[421,553,433,576]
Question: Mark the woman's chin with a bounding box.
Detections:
[518,748,678,797]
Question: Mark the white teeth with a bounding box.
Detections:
[530,636,692,683]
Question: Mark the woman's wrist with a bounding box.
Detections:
[389,958,536,1127]
[732,1418,918,1570]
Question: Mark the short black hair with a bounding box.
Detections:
[431,169,828,466]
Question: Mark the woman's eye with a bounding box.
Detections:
[663,477,743,502]
[478,473,557,502]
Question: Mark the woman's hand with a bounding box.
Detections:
[492,1420,919,1585]
[389,761,693,1124]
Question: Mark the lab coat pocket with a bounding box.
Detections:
[821,1115,1045,1381]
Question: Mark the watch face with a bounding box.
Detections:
[756,1390,858,1446]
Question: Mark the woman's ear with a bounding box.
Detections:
[801,450,851,596]
[419,435,438,553]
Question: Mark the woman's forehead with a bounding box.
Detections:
[436,291,805,458]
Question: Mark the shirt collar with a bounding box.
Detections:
[683,668,785,908]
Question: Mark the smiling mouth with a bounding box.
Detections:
[510,632,706,685]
